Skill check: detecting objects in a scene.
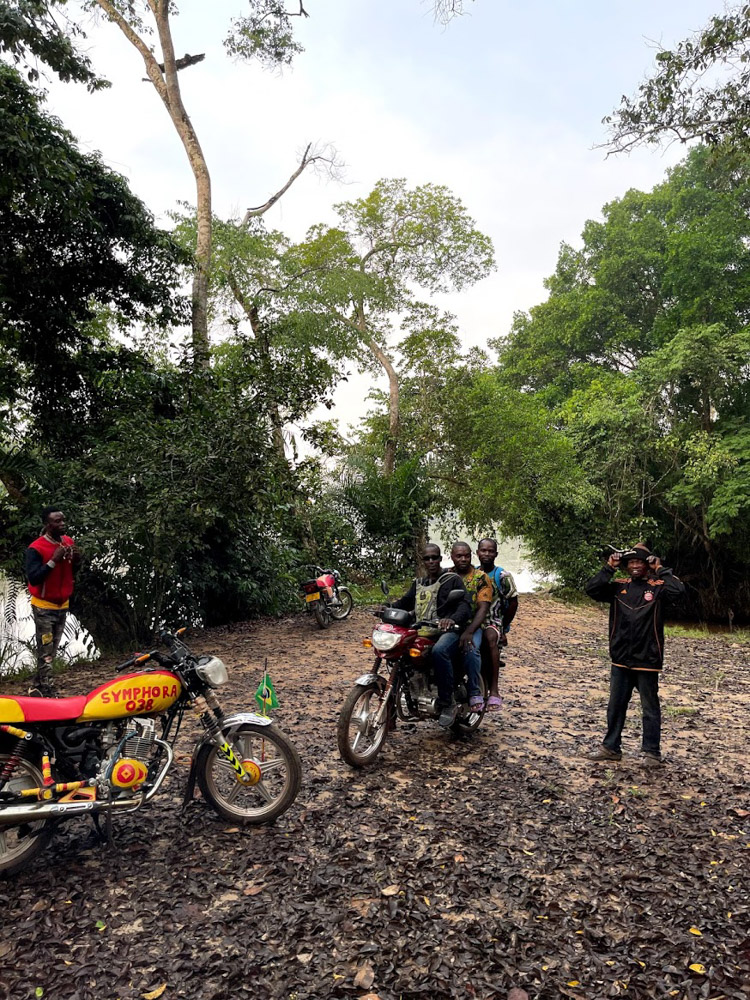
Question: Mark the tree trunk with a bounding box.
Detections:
[95,0,212,365]
[357,309,400,477]
[226,270,287,460]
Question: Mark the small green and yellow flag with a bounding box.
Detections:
[254,667,279,714]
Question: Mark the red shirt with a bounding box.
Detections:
[27,534,75,606]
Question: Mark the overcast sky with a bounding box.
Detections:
[44,0,718,432]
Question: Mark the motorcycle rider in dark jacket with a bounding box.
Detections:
[392,543,471,728]
[585,543,685,766]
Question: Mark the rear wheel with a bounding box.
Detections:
[0,752,53,877]
[329,587,354,620]
[312,601,330,629]
[197,723,302,824]
[337,683,390,767]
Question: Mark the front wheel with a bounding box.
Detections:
[329,587,354,620]
[196,723,302,824]
[337,683,390,768]
[0,752,53,877]
[312,601,330,629]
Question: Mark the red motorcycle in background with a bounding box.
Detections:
[300,566,354,629]
[337,588,485,767]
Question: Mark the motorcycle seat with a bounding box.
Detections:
[0,695,88,723]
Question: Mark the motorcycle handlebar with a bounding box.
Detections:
[114,650,156,673]
[374,610,460,632]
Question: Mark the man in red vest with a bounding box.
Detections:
[24,507,81,696]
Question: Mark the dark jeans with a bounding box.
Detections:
[32,605,66,696]
[463,629,482,699]
[431,632,460,705]
[603,664,661,756]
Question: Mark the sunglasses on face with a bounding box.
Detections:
[423,555,441,561]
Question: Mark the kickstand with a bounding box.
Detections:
[92,811,115,847]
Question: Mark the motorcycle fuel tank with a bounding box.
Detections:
[76,670,182,722]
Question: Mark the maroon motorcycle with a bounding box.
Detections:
[336,593,485,768]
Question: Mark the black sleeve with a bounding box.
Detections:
[392,581,417,612]
[437,575,472,626]
[585,566,618,603]
[25,547,52,586]
[658,568,685,604]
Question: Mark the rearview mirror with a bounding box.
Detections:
[380,579,390,596]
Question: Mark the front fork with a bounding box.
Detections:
[193,694,258,786]
[371,662,399,730]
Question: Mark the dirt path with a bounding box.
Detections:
[1,596,748,1000]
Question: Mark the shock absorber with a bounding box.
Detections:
[0,724,32,789]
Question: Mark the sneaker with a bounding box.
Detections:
[641,752,664,768]
[586,745,622,762]
[438,701,459,729]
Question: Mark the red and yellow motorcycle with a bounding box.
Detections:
[0,629,301,876]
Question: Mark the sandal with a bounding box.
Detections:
[486,695,502,713]
[469,696,484,712]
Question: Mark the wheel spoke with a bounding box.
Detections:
[224,781,243,804]
[259,758,285,778]
[254,780,273,803]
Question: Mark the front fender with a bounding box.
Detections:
[182,711,273,808]
[354,673,385,689]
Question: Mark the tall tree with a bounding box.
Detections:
[293,179,495,475]
[84,0,318,363]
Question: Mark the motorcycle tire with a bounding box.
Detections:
[329,587,354,621]
[0,750,53,877]
[337,682,390,768]
[196,722,302,825]
[312,601,331,629]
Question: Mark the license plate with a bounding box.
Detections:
[305,592,320,602]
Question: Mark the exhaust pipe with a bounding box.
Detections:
[0,741,173,826]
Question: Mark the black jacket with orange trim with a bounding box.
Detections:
[585,565,685,670]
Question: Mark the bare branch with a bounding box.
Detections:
[242,142,344,225]
[429,0,473,25]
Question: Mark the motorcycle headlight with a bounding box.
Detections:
[195,655,229,688]
[372,629,400,651]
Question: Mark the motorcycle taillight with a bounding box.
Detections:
[302,580,319,595]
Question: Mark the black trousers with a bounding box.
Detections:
[603,664,661,756]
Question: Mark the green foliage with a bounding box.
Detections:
[0,0,107,90]
[605,6,750,151]
[225,0,307,67]
[0,66,188,445]
[477,145,750,618]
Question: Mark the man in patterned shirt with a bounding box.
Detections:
[450,541,493,713]
[477,538,518,714]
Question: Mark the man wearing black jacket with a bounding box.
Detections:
[585,542,685,766]
[392,543,472,728]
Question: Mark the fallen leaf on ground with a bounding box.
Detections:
[354,962,375,989]
[141,985,167,1000]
